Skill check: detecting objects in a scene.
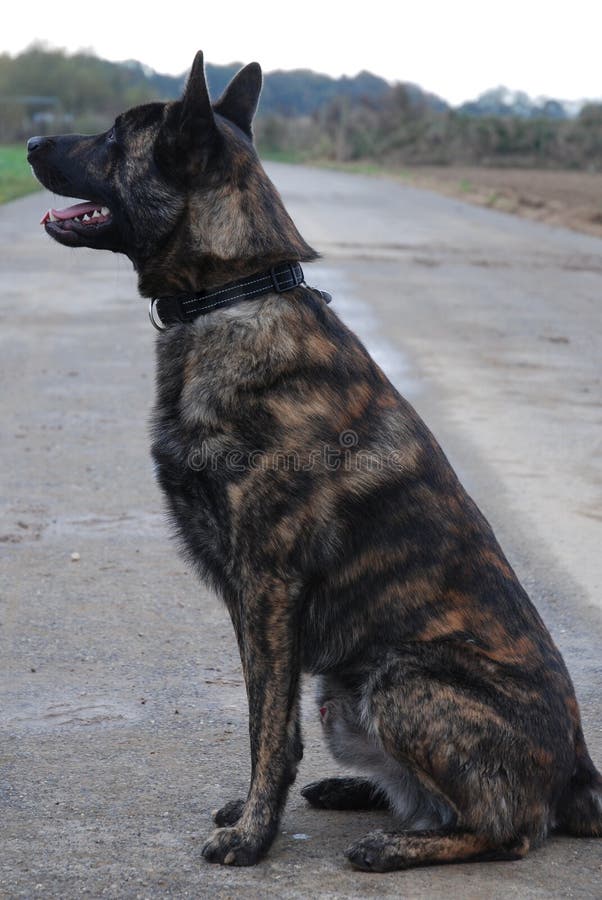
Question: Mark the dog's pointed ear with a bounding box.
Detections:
[213,62,263,138]
[156,51,217,174]
[180,50,216,139]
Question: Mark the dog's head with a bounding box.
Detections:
[28,51,316,295]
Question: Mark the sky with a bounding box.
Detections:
[3,0,602,105]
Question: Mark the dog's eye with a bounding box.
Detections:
[106,127,117,146]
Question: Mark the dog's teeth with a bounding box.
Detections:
[92,210,101,218]
[48,211,57,222]
[83,214,90,221]
[101,207,110,216]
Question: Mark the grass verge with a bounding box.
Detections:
[0,145,42,204]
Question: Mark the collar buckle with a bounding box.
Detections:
[270,262,301,293]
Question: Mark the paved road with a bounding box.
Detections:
[1,166,601,898]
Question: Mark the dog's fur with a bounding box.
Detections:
[28,51,602,871]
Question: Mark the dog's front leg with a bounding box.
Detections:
[202,579,301,866]
[213,698,302,828]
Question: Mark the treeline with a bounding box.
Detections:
[256,88,602,170]
[0,47,157,138]
[0,45,390,141]
[2,46,601,169]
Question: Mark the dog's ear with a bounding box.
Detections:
[155,51,217,177]
[180,50,217,141]
[213,62,263,138]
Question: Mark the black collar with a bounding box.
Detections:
[149,261,308,331]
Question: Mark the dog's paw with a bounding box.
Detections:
[301,778,344,809]
[345,830,403,872]
[201,826,266,867]
[301,776,387,811]
[212,798,245,827]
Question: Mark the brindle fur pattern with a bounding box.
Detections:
[29,51,602,871]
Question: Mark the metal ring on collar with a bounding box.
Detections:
[149,298,167,331]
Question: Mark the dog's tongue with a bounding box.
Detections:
[40,202,100,224]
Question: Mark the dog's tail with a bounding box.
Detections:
[556,730,602,837]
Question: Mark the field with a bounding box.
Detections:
[0,145,42,204]
[393,166,602,239]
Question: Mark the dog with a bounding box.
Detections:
[27,51,602,871]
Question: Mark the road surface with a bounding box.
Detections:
[1,164,601,898]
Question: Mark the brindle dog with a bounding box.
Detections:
[28,52,601,871]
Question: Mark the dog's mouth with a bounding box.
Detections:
[40,201,113,246]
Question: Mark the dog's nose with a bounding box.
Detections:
[27,136,50,159]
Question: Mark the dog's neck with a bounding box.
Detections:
[135,171,318,299]
[137,248,313,299]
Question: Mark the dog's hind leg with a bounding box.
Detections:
[342,651,558,871]
[306,681,455,826]
[346,828,530,872]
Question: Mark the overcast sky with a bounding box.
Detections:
[4,0,602,104]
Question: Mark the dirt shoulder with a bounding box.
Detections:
[389,165,602,239]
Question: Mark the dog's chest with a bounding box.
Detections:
[149,308,304,586]
[149,333,238,570]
